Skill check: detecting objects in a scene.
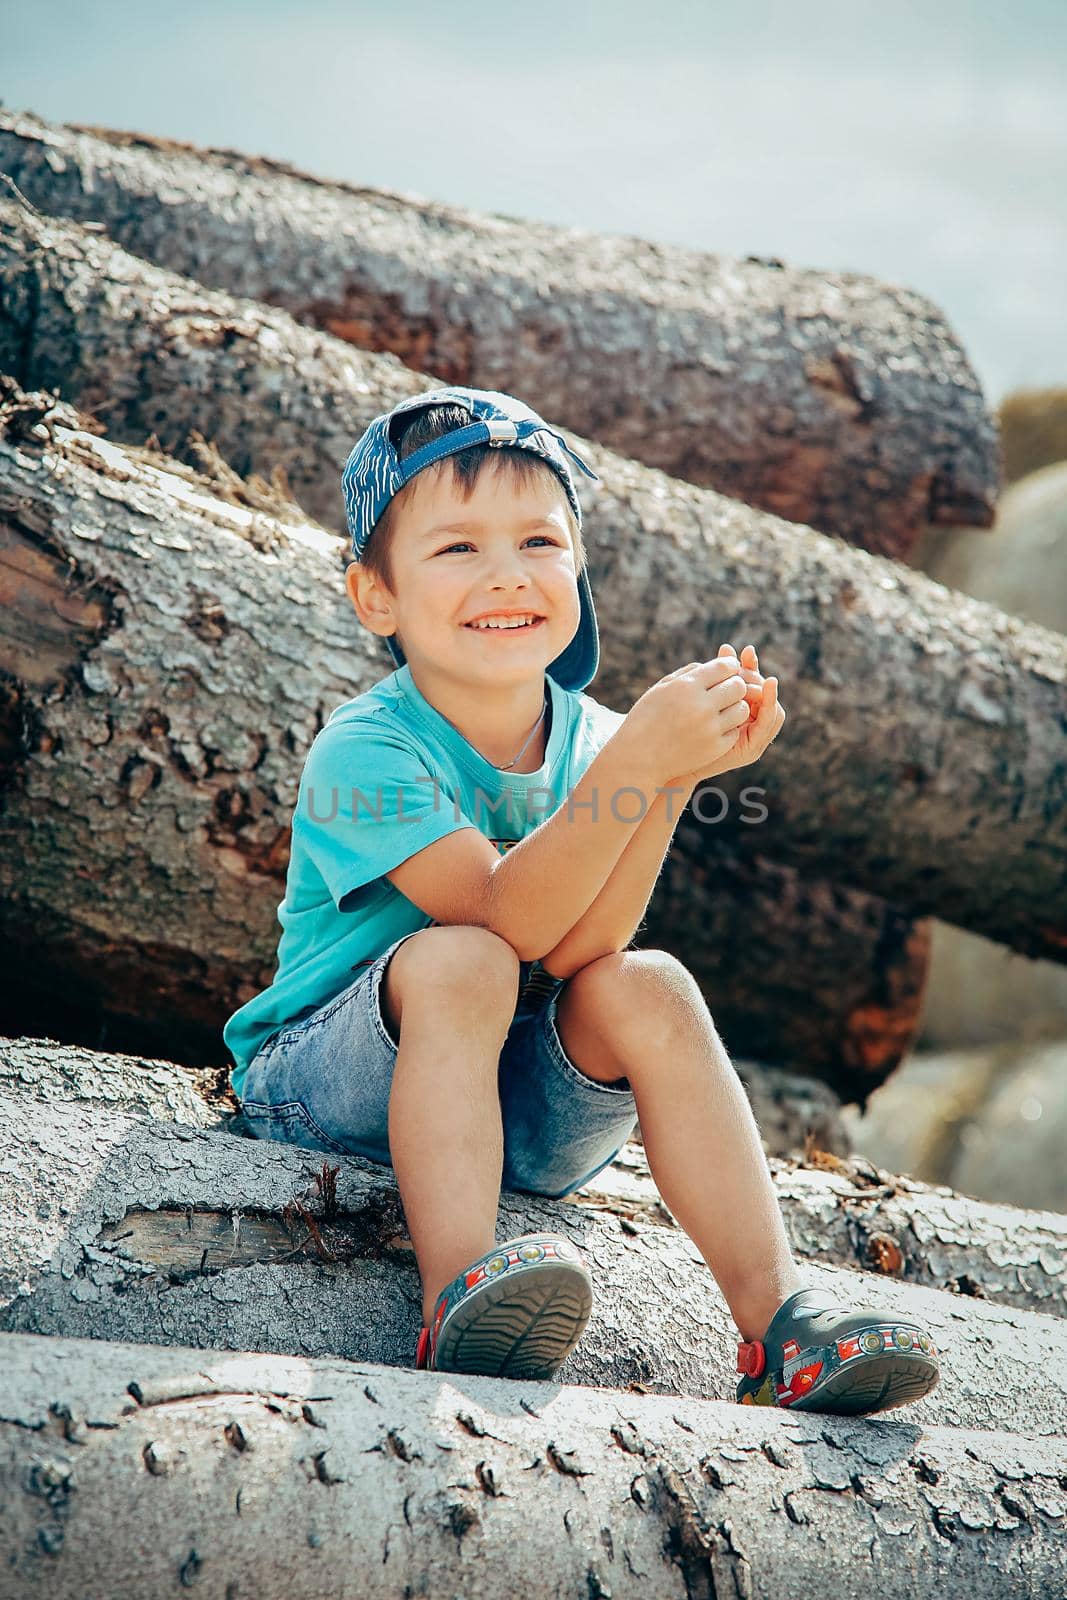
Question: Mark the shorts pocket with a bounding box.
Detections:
[240,1097,350,1158]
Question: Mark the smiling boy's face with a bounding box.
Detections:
[346,455,582,692]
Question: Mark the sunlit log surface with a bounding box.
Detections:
[0,1085,1056,1442]
[2,1036,1061,1320]
[2,1327,1064,1599]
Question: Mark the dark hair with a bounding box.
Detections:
[350,401,587,606]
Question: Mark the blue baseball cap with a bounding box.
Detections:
[341,385,601,693]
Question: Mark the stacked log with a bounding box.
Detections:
[0,107,999,557]
[2,1045,1065,1597]
[4,1324,1062,1600]
[5,1036,1063,1320]
[2,1060,1062,1424]
[5,1327,1064,1598]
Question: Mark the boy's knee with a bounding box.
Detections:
[573,948,694,1003]
[568,948,706,1048]
[397,924,521,1003]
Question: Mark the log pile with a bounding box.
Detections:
[1,112,1065,1599]
[0,107,999,556]
[2,1044,1066,1596]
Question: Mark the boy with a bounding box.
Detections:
[225,385,941,1415]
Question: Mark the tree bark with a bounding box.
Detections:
[3,1034,1062,1321]
[0,195,396,541]
[0,1025,854,1169]
[0,107,1000,557]
[3,1328,1064,1600]
[1,380,1062,1004]
[0,1084,1059,1438]
[0,1031,226,1131]
[0,382,933,1090]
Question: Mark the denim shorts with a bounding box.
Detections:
[238,930,639,1199]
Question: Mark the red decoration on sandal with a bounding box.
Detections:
[737,1339,766,1377]
[415,1325,431,1370]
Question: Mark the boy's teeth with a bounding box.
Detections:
[468,616,539,629]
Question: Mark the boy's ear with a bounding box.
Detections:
[346,560,397,640]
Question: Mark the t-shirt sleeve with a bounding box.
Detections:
[293,718,478,913]
[589,700,628,752]
[572,695,628,781]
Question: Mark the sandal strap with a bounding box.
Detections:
[737,1339,766,1377]
[415,1325,432,1370]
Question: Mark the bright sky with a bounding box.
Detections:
[4,0,1065,405]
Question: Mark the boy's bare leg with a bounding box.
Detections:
[557,963,806,1343]
[634,1044,807,1342]
[385,953,517,1327]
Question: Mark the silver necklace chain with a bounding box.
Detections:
[494,690,549,770]
[439,688,549,770]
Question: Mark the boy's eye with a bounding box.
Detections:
[435,536,558,555]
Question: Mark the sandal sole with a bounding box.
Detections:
[433,1258,593,1379]
[788,1351,941,1415]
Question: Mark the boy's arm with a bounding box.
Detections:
[536,776,698,980]
[385,656,762,964]
[538,655,780,976]
[385,723,673,964]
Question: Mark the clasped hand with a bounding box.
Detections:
[667,642,786,790]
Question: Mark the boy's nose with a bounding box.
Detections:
[484,565,532,589]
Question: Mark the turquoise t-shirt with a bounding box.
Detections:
[223,663,627,1099]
